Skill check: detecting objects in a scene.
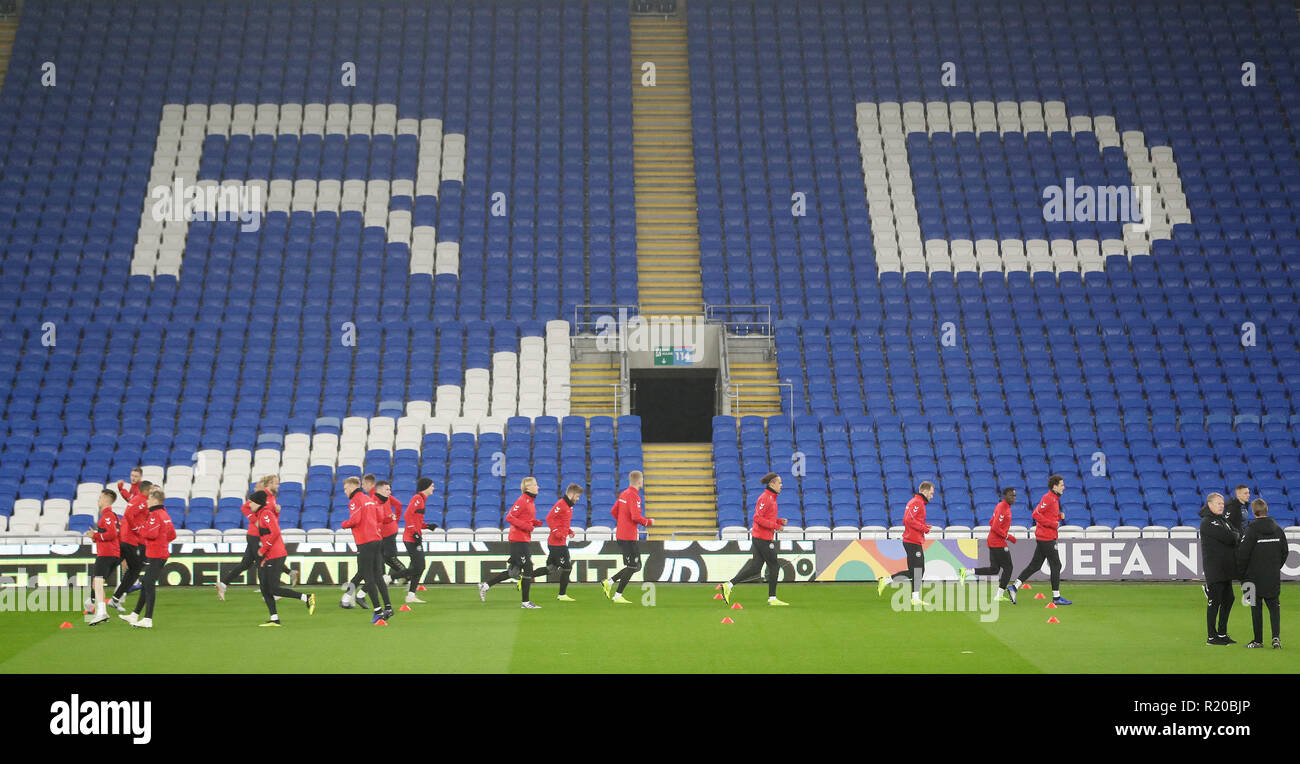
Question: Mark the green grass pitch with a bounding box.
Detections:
[2,583,1298,673]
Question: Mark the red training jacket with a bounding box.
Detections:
[375,493,401,538]
[547,496,575,547]
[505,493,542,543]
[256,506,287,560]
[117,480,141,503]
[92,506,121,558]
[141,505,176,560]
[402,492,431,543]
[982,501,1013,548]
[120,494,149,547]
[241,492,278,536]
[986,500,1015,547]
[1031,491,1061,541]
[611,486,651,541]
[342,490,381,545]
[751,487,786,541]
[901,493,932,545]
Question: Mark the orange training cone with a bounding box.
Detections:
[1045,601,1058,609]
[1047,616,1060,624]
[721,617,734,624]
[417,585,427,592]
[399,604,412,612]
[1022,583,1032,589]
[1034,592,1046,599]
[713,593,723,600]
[731,602,743,610]
[59,621,73,629]
[374,619,388,626]
[715,583,723,590]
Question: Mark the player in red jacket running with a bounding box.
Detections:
[341,476,392,623]
[401,477,437,603]
[248,490,315,626]
[886,481,935,606]
[85,489,121,626]
[964,487,1019,602]
[526,483,583,601]
[1009,475,1072,605]
[217,476,272,600]
[120,489,175,629]
[722,472,789,606]
[602,471,653,604]
[107,480,153,612]
[479,477,546,608]
[374,480,410,583]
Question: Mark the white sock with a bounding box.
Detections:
[1013,579,1022,588]
[270,615,280,622]
[301,594,309,602]
[768,595,776,601]
[1053,590,1061,598]
[96,604,106,616]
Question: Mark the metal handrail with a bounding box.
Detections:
[570,304,640,336]
[569,382,623,418]
[703,304,774,335]
[717,323,733,415]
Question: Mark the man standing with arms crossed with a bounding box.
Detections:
[603,471,653,604]
[1009,475,1072,606]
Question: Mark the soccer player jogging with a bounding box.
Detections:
[1008,475,1072,606]
[345,476,409,603]
[247,490,315,626]
[120,489,175,629]
[107,479,153,612]
[527,483,582,602]
[216,476,271,600]
[964,488,1019,602]
[602,471,653,604]
[882,482,936,606]
[84,489,121,626]
[478,477,545,609]
[401,477,437,603]
[1236,498,1286,649]
[722,472,789,607]
[340,476,393,622]
[374,480,411,583]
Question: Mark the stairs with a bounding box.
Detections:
[642,443,716,539]
[727,361,785,416]
[0,12,18,91]
[569,362,621,417]
[629,11,702,316]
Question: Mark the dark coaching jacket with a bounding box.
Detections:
[1236,515,1288,599]
[1198,505,1239,584]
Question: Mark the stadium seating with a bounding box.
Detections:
[0,0,638,536]
[696,0,1300,530]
